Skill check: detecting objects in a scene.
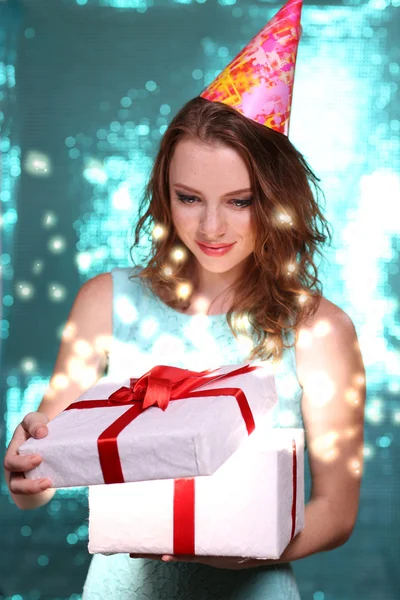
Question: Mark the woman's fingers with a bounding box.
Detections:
[4,449,42,473]
[4,414,47,474]
[8,471,52,495]
[21,411,49,438]
[4,412,52,495]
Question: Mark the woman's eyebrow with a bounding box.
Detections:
[172,183,252,197]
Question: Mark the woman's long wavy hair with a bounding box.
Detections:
[130,96,332,362]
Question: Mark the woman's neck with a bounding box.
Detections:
[193,262,243,300]
[184,262,243,316]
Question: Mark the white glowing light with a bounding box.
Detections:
[297,328,313,348]
[152,224,166,240]
[347,457,362,477]
[303,370,336,407]
[287,262,296,274]
[48,284,67,302]
[151,334,186,364]
[34,159,46,170]
[183,322,220,360]
[353,372,366,387]
[386,349,400,373]
[176,282,192,300]
[32,260,44,275]
[67,357,87,382]
[20,358,38,373]
[140,317,159,338]
[345,387,361,406]
[313,319,332,337]
[188,313,212,333]
[15,282,35,300]
[115,295,138,325]
[75,252,93,271]
[79,367,100,388]
[162,266,173,277]
[61,322,77,342]
[93,247,108,260]
[83,158,108,185]
[24,150,52,177]
[311,430,340,462]
[365,397,384,424]
[298,293,308,305]
[236,335,254,353]
[112,186,132,211]
[48,236,66,254]
[190,296,210,316]
[277,211,292,225]
[42,212,58,228]
[73,339,93,359]
[265,338,277,354]
[94,334,112,355]
[392,411,400,425]
[388,380,400,394]
[51,373,69,390]
[234,313,252,332]
[363,444,375,459]
[171,247,186,262]
[341,171,400,389]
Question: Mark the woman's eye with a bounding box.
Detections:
[231,199,252,208]
[176,194,252,208]
[176,194,198,204]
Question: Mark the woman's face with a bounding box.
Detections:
[169,137,256,276]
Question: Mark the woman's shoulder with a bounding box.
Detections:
[294,296,357,385]
[79,266,141,299]
[80,271,113,297]
[81,266,141,292]
[74,271,113,329]
[303,296,354,328]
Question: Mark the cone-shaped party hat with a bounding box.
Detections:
[200,0,302,136]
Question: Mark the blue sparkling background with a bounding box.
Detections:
[1,0,399,598]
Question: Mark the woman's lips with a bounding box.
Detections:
[196,241,236,256]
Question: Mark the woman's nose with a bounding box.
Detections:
[198,208,227,238]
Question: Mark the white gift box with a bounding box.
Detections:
[88,427,305,560]
[19,362,278,488]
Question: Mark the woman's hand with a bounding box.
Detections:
[4,412,52,495]
[129,553,257,570]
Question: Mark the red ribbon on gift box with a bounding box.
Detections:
[173,438,298,555]
[65,363,261,484]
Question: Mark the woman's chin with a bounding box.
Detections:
[194,254,241,274]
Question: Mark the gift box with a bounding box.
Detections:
[20,362,278,488]
[88,427,305,560]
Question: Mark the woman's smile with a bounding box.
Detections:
[195,241,236,256]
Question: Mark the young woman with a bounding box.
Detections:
[4,1,366,597]
[4,94,365,599]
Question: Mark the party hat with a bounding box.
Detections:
[199,0,302,136]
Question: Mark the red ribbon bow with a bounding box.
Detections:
[106,364,242,411]
[66,363,260,484]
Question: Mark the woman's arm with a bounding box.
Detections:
[4,273,112,510]
[154,297,366,569]
[284,298,366,559]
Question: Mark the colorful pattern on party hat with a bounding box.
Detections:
[199,0,302,136]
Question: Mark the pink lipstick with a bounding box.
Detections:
[196,241,236,257]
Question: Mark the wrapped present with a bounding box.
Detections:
[20,362,278,488]
[88,427,305,560]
